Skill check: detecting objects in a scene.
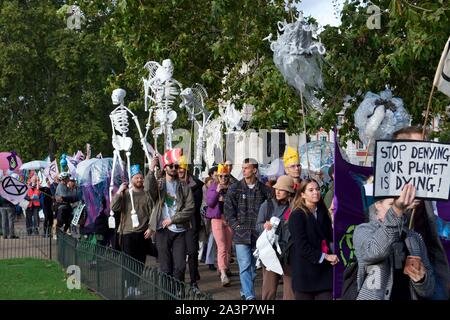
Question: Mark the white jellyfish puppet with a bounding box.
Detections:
[354,89,411,149]
[266,12,326,112]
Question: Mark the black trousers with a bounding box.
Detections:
[294,290,333,300]
[43,206,54,236]
[26,206,40,235]
[122,231,147,288]
[155,228,187,282]
[185,228,200,284]
[56,205,72,233]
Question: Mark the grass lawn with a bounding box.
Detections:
[0,258,100,300]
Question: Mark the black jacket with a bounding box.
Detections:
[188,175,204,232]
[288,202,333,293]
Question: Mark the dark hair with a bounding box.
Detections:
[208,166,218,177]
[393,125,428,140]
[243,158,258,170]
[292,178,324,214]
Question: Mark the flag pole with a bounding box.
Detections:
[364,139,372,166]
[300,90,310,177]
[422,85,436,138]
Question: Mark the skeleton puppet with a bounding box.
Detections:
[109,88,151,229]
[179,84,213,177]
[143,59,182,151]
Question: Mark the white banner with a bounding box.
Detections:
[374,140,450,200]
[0,176,28,205]
[44,160,59,183]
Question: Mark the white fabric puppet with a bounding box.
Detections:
[254,216,284,275]
[354,89,411,149]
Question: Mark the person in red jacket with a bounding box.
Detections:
[25,175,41,235]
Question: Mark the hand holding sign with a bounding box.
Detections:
[392,184,416,217]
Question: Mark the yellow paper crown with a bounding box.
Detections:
[218,163,231,175]
[283,146,300,167]
[178,155,188,170]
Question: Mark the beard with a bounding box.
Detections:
[133,181,144,189]
[167,171,178,179]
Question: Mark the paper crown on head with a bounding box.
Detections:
[178,155,188,170]
[162,148,183,167]
[217,163,231,175]
[130,164,142,178]
[283,146,300,167]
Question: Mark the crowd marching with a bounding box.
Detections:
[0,125,449,301]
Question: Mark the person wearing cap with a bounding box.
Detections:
[145,149,195,282]
[55,173,81,235]
[256,175,296,300]
[224,158,272,300]
[111,164,152,297]
[283,146,302,189]
[207,163,234,287]
[177,155,204,290]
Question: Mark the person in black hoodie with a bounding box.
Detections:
[178,156,204,290]
[288,178,339,300]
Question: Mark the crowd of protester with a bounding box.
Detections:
[1,125,448,300]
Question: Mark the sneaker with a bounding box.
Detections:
[221,274,230,287]
[53,235,57,240]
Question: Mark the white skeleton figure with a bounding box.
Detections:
[142,59,182,151]
[220,101,243,133]
[204,117,224,172]
[179,84,213,176]
[109,88,151,229]
[254,216,284,275]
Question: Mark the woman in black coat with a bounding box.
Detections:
[288,178,339,300]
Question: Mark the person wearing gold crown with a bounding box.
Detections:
[206,163,234,287]
[177,155,204,290]
[145,149,195,283]
[283,146,302,190]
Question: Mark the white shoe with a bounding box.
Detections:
[221,274,231,287]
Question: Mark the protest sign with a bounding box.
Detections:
[374,140,450,200]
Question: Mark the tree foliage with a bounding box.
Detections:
[319,0,450,143]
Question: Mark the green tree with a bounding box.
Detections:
[0,0,125,161]
[318,0,450,143]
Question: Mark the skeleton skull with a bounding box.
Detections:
[111,88,126,105]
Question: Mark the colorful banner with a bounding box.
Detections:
[333,136,373,299]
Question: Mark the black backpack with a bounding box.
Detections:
[341,259,359,300]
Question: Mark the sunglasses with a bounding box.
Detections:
[167,164,180,169]
[219,175,229,178]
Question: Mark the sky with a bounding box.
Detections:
[295,0,344,28]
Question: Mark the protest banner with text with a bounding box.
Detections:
[374,140,450,200]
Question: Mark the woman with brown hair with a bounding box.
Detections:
[288,178,338,300]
